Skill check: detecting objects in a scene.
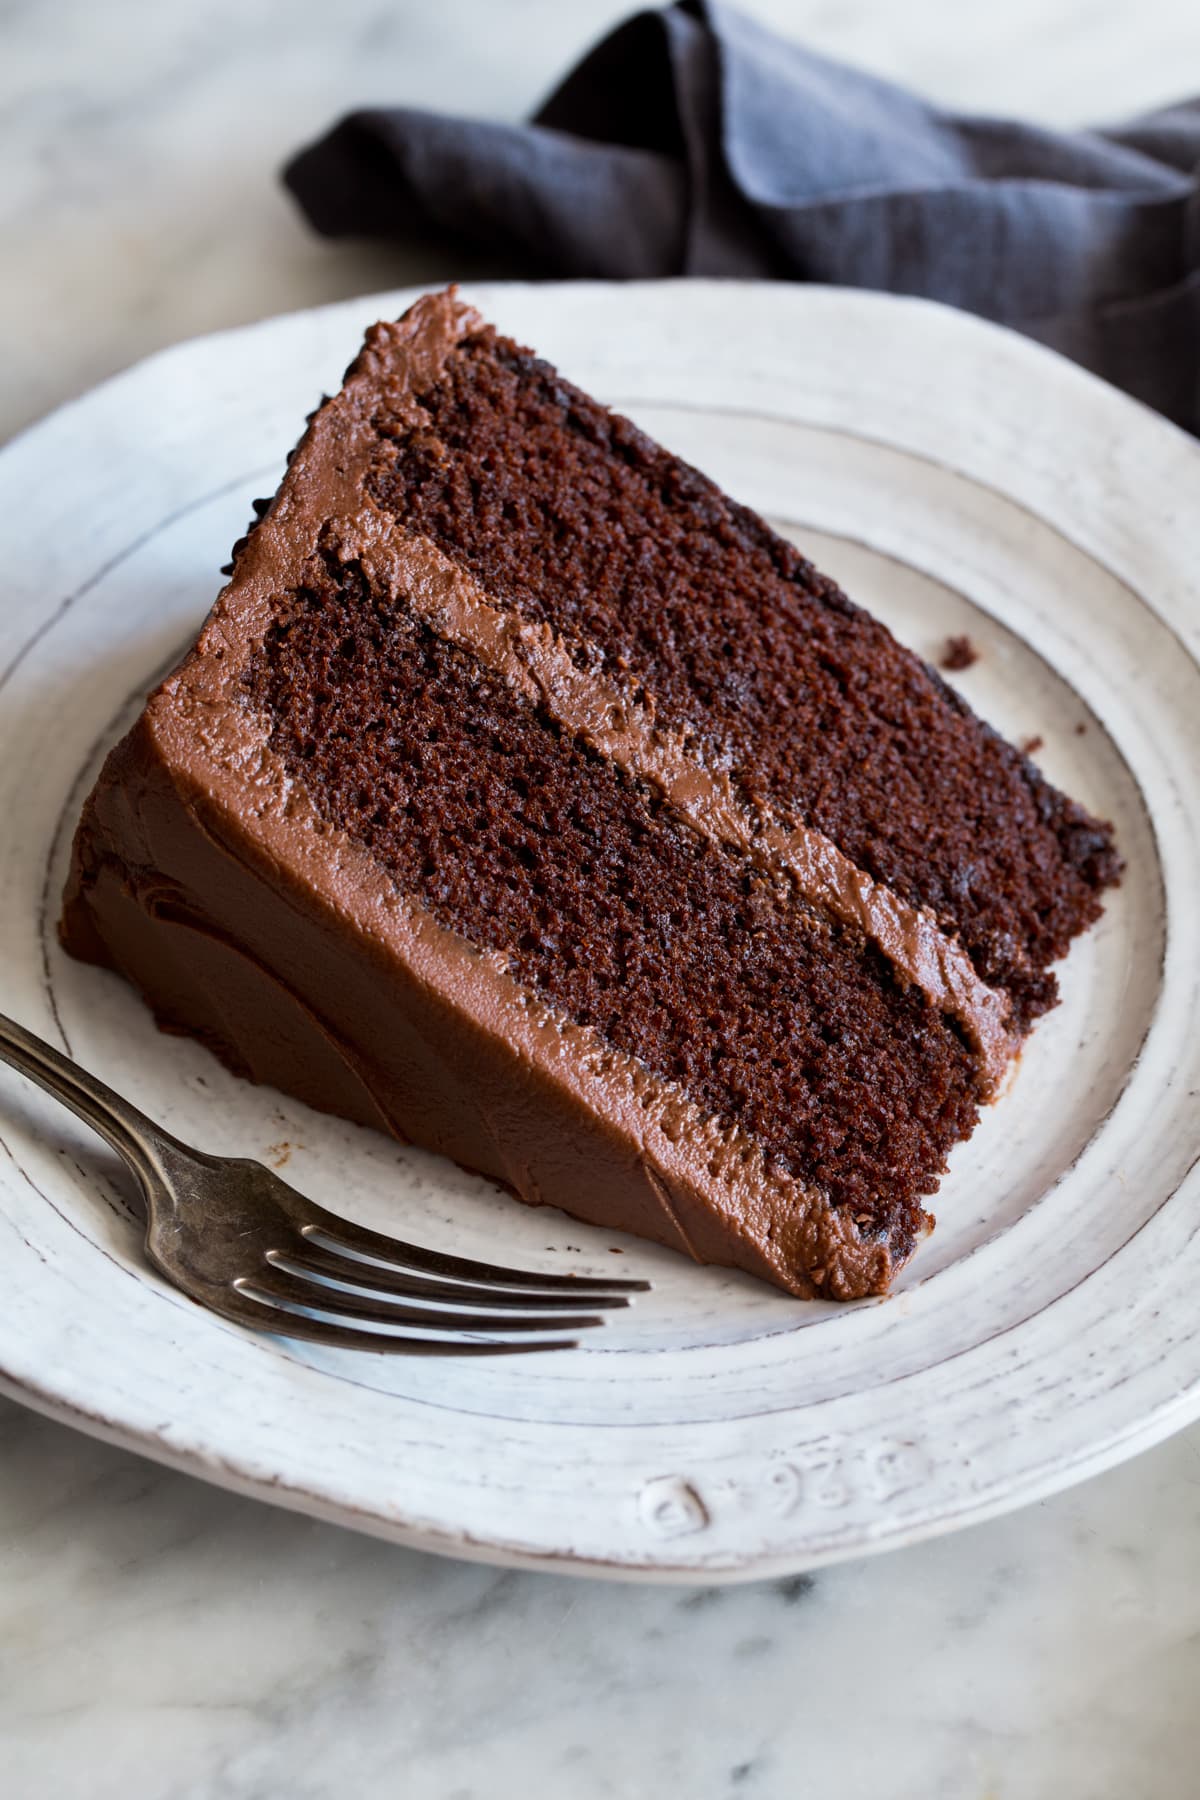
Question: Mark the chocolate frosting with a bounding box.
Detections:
[61,290,1017,1299]
[331,516,1015,1092]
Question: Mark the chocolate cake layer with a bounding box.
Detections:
[371,332,1120,1029]
[60,289,1121,1298]
[242,550,978,1255]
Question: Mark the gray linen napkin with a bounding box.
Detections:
[284,0,1200,431]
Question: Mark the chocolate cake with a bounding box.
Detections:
[60,290,1120,1299]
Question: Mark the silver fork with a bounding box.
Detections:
[0,1012,648,1354]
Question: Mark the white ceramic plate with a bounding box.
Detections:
[2,281,1198,1581]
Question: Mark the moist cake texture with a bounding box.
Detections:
[60,289,1121,1299]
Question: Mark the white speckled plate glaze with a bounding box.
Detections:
[1,282,1197,1581]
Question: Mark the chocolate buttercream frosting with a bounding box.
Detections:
[61,290,1119,1298]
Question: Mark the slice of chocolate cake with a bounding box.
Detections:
[60,290,1120,1299]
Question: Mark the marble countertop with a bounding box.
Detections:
[4,3,1200,1795]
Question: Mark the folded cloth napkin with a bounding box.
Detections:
[284,0,1200,431]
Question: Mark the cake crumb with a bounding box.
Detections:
[1020,735,1044,756]
[266,1140,292,1169]
[940,634,979,672]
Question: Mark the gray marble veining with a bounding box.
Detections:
[6,1399,1200,1799]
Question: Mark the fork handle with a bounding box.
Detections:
[0,1011,180,1197]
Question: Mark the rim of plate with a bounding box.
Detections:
[1,280,1198,1582]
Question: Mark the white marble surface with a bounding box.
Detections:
[4,2,1200,1795]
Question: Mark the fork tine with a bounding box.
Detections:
[296,1203,651,1293]
[225,1291,582,1356]
[268,1242,634,1312]
[240,1270,609,1334]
